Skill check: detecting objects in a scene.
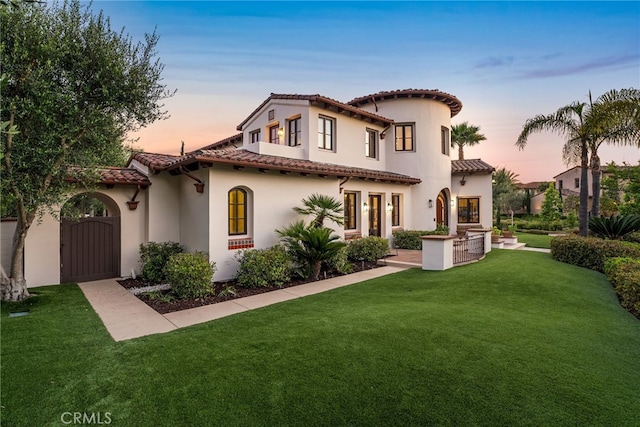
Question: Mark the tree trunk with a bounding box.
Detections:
[591,154,601,218]
[578,143,590,236]
[1,216,31,301]
[311,261,322,281]
[458,145,464,160]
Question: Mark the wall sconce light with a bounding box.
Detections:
[460,176,466,186]
[451,199,455,207]
[428,199,433,208]
[277,127,285,140]
[363,202,369,212]
[386,202,393,213]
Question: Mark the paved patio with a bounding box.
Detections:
[79,265,408,342]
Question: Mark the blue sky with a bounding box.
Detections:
[90,1,640,182]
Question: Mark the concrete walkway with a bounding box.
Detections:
[79,265,407,342]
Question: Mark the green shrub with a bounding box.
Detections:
[624,231,640,244]
[550,235,640,273]
[236,245,291,288]
[164,252,215,299]
[346,236,389,262]
[327,246,354,275]
[139,241,183,283]
[604,257,640,317]
[392,229,447,250]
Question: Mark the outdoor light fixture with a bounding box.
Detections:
[277,127,285,140]
[363,202,369,212]
[428,199,433,208]
[386,202,393,212]
[451,199,455,207]
[460,176,466,186]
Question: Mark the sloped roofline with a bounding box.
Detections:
[236,93,395,131]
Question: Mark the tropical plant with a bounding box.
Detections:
[293,193,344,227]
[277,224,345,280]
[492,168,520,227]
[517,88,640,236]
[588,215,640,240]
[0,0,174,301]
[451,121,487,160]
[585,89,640,217]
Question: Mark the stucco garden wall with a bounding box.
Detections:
[22,187,147,287]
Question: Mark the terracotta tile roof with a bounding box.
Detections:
[236,93,394,130]
[195,133,243,152]
[516,181,548,190]
[130,152,182,170]
[348,89,463,117]
[99,167,151,186]
[67,166,151,186]
[135,149,420,185]
[451,159,495,174]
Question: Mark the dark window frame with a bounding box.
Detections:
[457,197,480,224]
[288,117,302,147]
[392,194,401,227]
[365,128,378,159]
[395,123,414,151]
[250,129,260,143]
[344,192,357,230]
[268,123,280,145]
[318,115,335,151]
[228,188,248,235]
[441,126,450,155]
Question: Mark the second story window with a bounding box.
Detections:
[318,115,334,150]
[288,117,301,147]
[441,126,450,155]
[365,129,378,159]
[395,123,414,151]
[574,178,580,188]
[268,123,280,145]
[250,129,260,143]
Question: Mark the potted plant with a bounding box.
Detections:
[502,224,517,238]
[491,226,502,243]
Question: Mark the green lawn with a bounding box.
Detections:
[3,250,639,426]
[516,232,555,249]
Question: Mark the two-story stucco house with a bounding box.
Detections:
[14,89,495,286]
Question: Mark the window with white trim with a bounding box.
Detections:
[395,123,414,151]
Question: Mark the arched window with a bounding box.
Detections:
[228,188,247,235]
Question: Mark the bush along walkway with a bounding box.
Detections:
[79,266,408,341]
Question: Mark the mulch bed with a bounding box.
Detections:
[118,261,381,314]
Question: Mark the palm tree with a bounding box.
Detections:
[516,102,592,236]
[451,122,487,160]
[293,193,344,227]
[586,88,640,217]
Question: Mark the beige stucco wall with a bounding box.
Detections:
[207,166,340,281]
[451,174,494,230]
[23,186,147,287]
[179,169,210,254]
[361,98,454,231]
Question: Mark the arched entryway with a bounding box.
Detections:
[60,193,121,283]
[436,190,449,227]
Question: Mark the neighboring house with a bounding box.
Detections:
[516,182,548,215]
[17,89,495,286]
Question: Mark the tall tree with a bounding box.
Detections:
[517,102,593,236]
[586,89,640,217]
[492,168,519,228]
[1,0,174,300]
[451,122,487,160]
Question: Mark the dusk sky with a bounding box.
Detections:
[89,1,640,183]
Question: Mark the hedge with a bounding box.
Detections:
[604,257,640,318]
[550,235,640,273]
[392,230,448,250]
